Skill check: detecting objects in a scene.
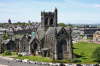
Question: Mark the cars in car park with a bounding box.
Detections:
[22,59,29,63]
[15,59,100,66]
[64,64,73,66]
[18,52,29,56]
[15,59,22,62]
[28,61,35,64]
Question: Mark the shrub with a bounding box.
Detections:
[92,47,100,63]
[71,58,81,63]
[16,56,52,62]
[52,60,70,63]
[3,51,12,56]
[18,54,22,57]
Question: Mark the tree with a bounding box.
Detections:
[58,23,66,27]
[2,32,9,40]
[92,47,100,63]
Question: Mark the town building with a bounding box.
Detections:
[93,31,100,42]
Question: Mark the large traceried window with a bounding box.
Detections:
[45,18,48,26]
[50,18,53,26]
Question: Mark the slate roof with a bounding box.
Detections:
[2,39,10,44]
[29,25,45,44]
[2,39,14,45]
[35,25,45,40]
[29,26,69,44]
[45,27,63,35]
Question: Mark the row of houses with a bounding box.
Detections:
[72,27,100,42]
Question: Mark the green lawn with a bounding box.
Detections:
[1,41,100,63]
[73,41,100,64]
[16,56,52,62]
[16,41,100,63]
[16,56,70,63]
[1,52,17,57]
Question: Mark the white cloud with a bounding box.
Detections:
[95,4,100,8]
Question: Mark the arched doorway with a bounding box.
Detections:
[31,41,38,55]
[57,39,66,60]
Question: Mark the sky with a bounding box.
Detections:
[0,0,100,24]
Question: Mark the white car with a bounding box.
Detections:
[15,59,22,62]
[22,59,29,63]
[18,52,29,56]
[28,61,36,64]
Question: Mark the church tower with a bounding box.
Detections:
[41,8,58,29]
[8,19,12,24]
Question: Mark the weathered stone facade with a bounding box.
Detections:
[2,39,16,52]
[18,35,31,53]
[29,8,73,60]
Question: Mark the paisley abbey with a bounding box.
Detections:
[28,8,73,60]
[0,8,73,60]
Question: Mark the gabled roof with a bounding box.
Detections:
[45,27,63,35]
[29,35,36,44]
[29,25,45,44]
[35,26,45,40]
[2,39,14,45]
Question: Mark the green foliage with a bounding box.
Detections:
[3,51,12,56]
[71,58,81,63]
[80,35,84,38]
[18,54,22,57]
[52,60,70,63]
[92,47,100,63]
[73,42,100,63]
[16,56,70,63]
[58,23,67,27]
[14,22,32,26]
[16,56,52,62]
[2,32,9,40]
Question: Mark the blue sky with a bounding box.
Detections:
[0,0,100,24]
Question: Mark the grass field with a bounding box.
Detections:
[16,56,70,63]
[16,56,52,62]
[16,41,100,63]
[73,41,100,64]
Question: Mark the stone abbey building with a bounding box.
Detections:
[0,8,73,60]
[28,8,73,60]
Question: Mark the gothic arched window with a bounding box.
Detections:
[45,18,48,25]
[50,18,53,26]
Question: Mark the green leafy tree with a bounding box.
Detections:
[58,23,66,27]
[92,47,100,63]
[2,32,9,40]
[3,51,12,56]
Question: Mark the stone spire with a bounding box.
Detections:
[8,19,12,24]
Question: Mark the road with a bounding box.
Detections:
[0,58,50,66]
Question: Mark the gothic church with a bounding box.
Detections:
[29,8,73,60]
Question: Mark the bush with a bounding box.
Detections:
[3,51,12,56]
[71,58,81,63]
[16,56,52,62]
[92,47,100,63]
[52,60,70,63]
[18,54,22,57]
